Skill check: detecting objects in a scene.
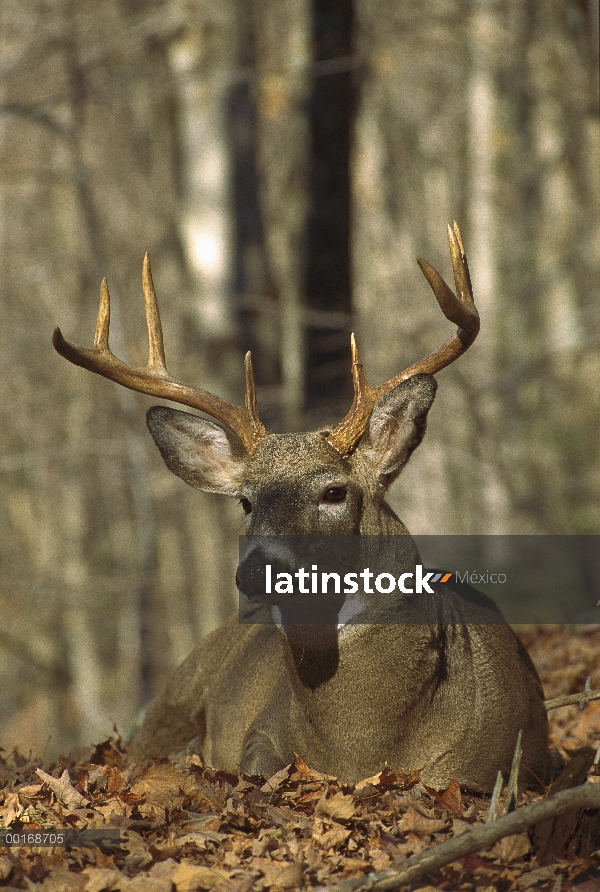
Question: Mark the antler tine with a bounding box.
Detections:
[326,222,480,456]
[142,252,168,376]
[243,351,268,445]
[53,256,269,454]
[93,277,111,352]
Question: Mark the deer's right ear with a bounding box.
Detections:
[146,406,246,496]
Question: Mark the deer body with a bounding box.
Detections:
[53,224,552,791]
[128,421,550,790]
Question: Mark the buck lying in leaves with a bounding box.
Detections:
[53,224,552,791]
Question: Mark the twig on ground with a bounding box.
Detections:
[316,783,600,892]
[545,685,600,711]
[505,730,522,814]
[486,770,503,822]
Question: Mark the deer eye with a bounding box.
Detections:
[322,487,347,504]
[239,498,252,515]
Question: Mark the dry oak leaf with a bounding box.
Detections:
[17,784,44,797]
[370,850,393,871]
[313,822,352,849]
[315,791,357,822]
[36,768,88,810]
[185,774,227,811]
[437,775,462,813]
[493,831,533,862]
[172,862,229,891]
[2,791,24,826]
[130,763,189,810]
[355,765,420,793]
[397,806,448,836]
[261,765,292,793]
[289,753,336,783]
[121,830,153,873]
[515,866,554,889]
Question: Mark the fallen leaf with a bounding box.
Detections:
[262,862,303,888]
[172,862,229,891]
[438,775,462,812]
[355,765,420,792]
[261,765,291,793]
[515,866,554,889]
[289,753,335,783]
[266,804,302,826]
[183,775,226,811]
[316,791,357,822]
[2,791,24,826]
[398,806,448,836]
[314,823,352,849]
[36,768,88,809]
[130,763,188,810]
[493,831,532,862]
[370,850,392,871]
[17,784,44,797]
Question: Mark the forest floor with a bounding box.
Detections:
[0,626,599,892]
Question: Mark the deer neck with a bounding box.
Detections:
[279,499,420,693]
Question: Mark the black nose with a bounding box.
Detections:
[237,546,294,603]
[237,548,270,601]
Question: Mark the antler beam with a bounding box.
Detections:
[52,254,268,454]
[326,221,480,456]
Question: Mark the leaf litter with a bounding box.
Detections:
[0,626,598,891]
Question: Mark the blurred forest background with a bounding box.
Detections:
[0,0,598,759]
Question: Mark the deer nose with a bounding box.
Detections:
[237,544,295,603]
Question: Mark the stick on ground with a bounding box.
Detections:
[545,686,600,711]
[317,783,600,892]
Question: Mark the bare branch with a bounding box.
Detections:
[317,783,600,892]
[545,687,600,711]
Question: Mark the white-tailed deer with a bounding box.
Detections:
[53,224,551,791]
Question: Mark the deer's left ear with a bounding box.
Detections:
[355,374,437,484]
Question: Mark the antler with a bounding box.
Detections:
[52,254,268,454]
[326,222,480,456]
